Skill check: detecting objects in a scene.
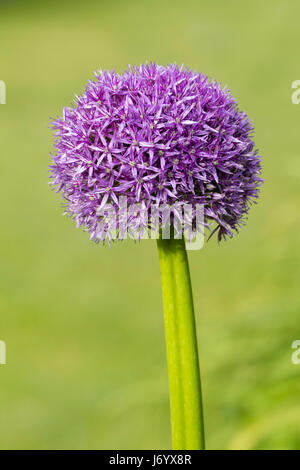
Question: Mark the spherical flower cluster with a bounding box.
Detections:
[49,63,262,243]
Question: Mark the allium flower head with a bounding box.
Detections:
[49,63,262,243]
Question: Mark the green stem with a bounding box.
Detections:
[157,235,205,450]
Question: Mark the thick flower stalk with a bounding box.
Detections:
[49,63,262,450]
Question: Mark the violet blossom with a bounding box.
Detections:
[49,63,262,243]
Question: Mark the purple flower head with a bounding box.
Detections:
[49,63,262,243]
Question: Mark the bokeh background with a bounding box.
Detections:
[0,0,300,450]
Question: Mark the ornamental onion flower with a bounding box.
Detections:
[50,63,262,243]
[49,63,262,450]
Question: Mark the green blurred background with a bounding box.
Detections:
[0,0,300,450]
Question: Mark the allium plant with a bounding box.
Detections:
[50,63,262,450]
